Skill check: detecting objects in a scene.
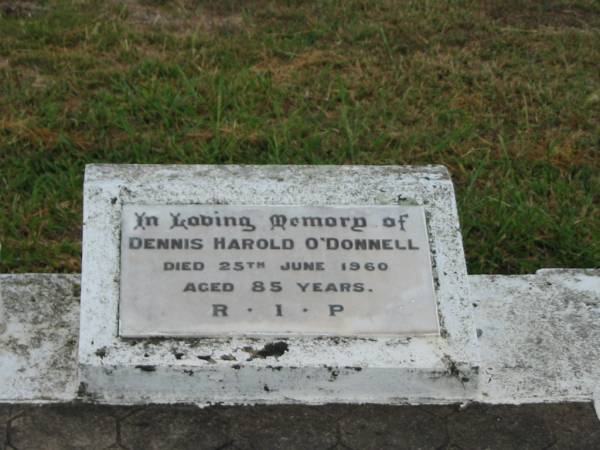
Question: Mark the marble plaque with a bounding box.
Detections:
[119,205,439,337]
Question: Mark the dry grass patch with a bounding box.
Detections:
[116,0,246,34]
[482,0,600,28]
[252,50,349,83]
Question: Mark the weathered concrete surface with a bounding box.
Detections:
[1,270,599,405]
[80,164,479,404]
[0,403,598,450]
[474,269,600,403]
[338,405,447,449]
[0,274,79,402]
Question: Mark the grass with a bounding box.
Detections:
[0,0,599,274]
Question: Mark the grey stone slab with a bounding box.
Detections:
[223,405,338,450]
[120,405,229,450]
[0,274,79,402]
[339,405,447,450]
[541,403,600,449]
[447,404,554,449]
[9,405,116,450]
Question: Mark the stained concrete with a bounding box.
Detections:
[473,269,600,403]
[0,403,598,450]
[0,274,79,402]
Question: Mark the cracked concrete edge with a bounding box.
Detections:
[1,270,599,405]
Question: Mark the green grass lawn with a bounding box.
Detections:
[1,0,599,274]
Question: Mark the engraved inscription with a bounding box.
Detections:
[119,205,439,337]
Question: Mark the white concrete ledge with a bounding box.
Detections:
[472,269,600,404]
[0,274,79,402]
[1,269,599,405]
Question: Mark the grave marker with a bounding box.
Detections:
[79,165,479,403]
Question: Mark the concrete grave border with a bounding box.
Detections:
[79,165,479,404]
[3,269,599,404]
